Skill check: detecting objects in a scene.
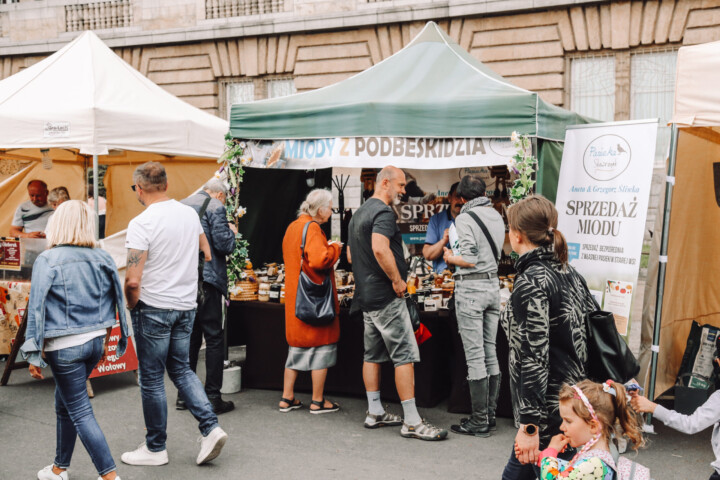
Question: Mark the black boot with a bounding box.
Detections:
[176,397,187,410]
[451,378,490,437]
[488,374,501,431]
[209,397,235,415]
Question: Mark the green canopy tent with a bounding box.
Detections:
[228,21,594,264]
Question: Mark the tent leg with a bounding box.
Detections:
[93,154,99,240]
[532,137,541,195]
[646,124,679,422]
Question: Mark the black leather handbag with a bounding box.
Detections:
[581,277,640,383]
[405,293,421,331]
[295,221,335,327]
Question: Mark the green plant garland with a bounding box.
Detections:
[507,132,538,261]
[507,131,537,204]
[218,134,251,286]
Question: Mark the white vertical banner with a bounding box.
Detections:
[555,120,658,338]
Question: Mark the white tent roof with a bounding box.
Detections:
[672,40,720,128]
[0,31,227,160]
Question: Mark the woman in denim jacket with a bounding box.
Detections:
[20,200,129,480]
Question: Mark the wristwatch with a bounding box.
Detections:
[522,424,539,436]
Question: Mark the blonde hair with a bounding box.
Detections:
[299,189,332,217]
[559,380,645,450]
[46,200,98,248]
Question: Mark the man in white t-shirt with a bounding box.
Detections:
[9,179,53,238]
[121,162,228,468]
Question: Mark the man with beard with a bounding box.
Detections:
[347,166,448,441]
[423,181,461,273]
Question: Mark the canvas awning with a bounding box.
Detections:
[0,31,227,236]
[229,22,590,143]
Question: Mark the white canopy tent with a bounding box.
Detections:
[644,40,720,400]
[0,31,227,236]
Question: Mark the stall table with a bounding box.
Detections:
[227,301,513,416]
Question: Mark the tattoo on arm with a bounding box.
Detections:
[127,249,146,268]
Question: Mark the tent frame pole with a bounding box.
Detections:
[646,124,679,422]
[92,154,99,240]
[532,137,541,195]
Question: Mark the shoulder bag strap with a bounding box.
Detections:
[465,210,499,265]
[300,220,316,269]
[576,269,602,311]
[198,197,211,219]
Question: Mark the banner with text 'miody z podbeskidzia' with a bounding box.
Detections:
[235,137,518,170]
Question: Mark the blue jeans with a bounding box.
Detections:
[45,336,116,476]
[131,303,218,452]
[454,278,500,380]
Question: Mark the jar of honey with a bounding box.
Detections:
[258,282,271,302]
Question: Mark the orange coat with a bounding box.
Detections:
[282,214,341,348]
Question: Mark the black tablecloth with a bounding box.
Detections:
[227,301,512,416]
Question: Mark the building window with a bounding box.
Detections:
[266,78,296,99]
[631,50,677,166]
[226,82,254,120]
[570,56,615,122]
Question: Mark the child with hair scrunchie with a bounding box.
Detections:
[539,380,646,479]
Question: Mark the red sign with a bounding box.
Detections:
[90,324,138,378]
[0,238,21,271]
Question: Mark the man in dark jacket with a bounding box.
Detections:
[180,178,237,414]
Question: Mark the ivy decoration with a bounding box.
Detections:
[507,131,537,204]
[507,132,538,261]
[218,133,251,287]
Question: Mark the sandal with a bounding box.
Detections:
[279,397,303,412]
[309,398,340,415]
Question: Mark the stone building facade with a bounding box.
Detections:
[0,0,718,231]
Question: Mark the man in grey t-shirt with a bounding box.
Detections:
[348,166,448,442]
[443,175,505,438]
[10,180,52,238]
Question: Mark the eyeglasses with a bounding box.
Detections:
[131,184,138,192]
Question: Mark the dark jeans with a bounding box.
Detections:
[501,445,575,480]
[45,336,116,476]
[189,283,225,399]
[131,302,218,451]
[710,471,720,480]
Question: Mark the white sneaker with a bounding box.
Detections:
[196,426,228,465]
[121,443,169,466]
[37,465,68,480]
[97,477,121,480]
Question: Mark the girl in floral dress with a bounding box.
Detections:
[539,380,647,480]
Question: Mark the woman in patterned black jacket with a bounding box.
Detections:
[500,195,596,480]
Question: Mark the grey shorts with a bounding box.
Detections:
[363,296,420,367]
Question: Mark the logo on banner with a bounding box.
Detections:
[583,135,631,181]
[489,138,516,157]
[43,121,70,138]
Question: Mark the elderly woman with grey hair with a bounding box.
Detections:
[279,189,342,414]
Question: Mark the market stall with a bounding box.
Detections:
[224,22,594,409]
[0,30,227,237]
[0,31,227,382]
[643,40,720,401]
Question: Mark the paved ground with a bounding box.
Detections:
[0,357,715,480]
